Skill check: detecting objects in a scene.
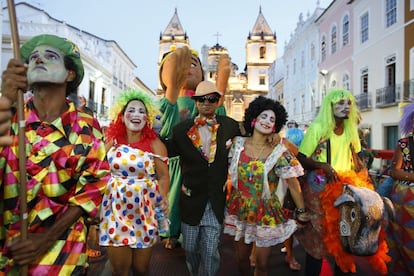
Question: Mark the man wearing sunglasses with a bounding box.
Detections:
[168,80,240,276]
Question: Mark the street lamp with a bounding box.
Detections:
[319,69,328,99]
[319,69,328,76]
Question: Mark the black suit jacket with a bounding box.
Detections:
[169,115,240,225]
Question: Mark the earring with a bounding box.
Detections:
[67,71,75,82]
[251,119,256,128]
[272,126,276,132]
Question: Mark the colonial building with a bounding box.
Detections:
[281,3,325,127]
[157,8,190,93]
[268,57,284,104]
[245,7,277,94]
[273,0,408,170]
[351,0,404,151]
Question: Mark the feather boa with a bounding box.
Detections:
[319,170,390,274]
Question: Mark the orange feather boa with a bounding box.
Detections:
[319,170,391,274]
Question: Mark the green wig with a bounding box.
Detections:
[109,89,159,128]
[314,88,360,148]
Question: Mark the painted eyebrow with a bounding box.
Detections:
[45,49,62,56]
[29,49,61,57]
[191,56,199,64]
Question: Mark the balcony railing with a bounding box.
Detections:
[84,100,109,120]
[375,84,401,108]
[403,79,414,101]
[87,100,98,113]
[100,105,108,116]
[355,93,372,111]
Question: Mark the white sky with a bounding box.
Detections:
[16,0,333,90]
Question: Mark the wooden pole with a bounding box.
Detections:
[6,1,28,275]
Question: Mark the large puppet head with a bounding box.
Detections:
[158,46,204,91]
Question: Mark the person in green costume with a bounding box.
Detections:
[158,45,230,249]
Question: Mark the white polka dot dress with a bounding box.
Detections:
[99,144,160,248]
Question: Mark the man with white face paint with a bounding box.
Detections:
[295,89,362,276]
[0,34,109,275]
[27,45,70,85]
[333,99,351,119]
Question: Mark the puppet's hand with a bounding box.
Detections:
[216,54,230,95]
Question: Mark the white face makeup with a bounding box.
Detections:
[254,110,276,134]
[27,45,69,85]
[333,99,351,118]
[123,100,147,132]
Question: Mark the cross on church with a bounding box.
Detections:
[213,32,222,44]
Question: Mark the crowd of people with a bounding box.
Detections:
[0,34,411,276]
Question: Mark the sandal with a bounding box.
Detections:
[87,248,102,258]
[285,255,301,271]
[165,237,180,249]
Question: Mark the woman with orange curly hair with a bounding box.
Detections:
[99,90,169,276]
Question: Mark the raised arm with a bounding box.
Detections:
[216,54,230,106]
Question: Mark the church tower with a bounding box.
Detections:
[245,7,277,94]
[157,8,190,92]
[204,42,229,82]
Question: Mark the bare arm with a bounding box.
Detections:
[285,177,309,223]
[152,138,170,213]
[297,152,339,183]
[282,138,298,156]
[105,139,114,153]
[285,178,304,209]
[389,144,413,181]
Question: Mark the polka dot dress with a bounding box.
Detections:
[99,144,160,248]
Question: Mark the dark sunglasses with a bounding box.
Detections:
[195,95,220,103]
